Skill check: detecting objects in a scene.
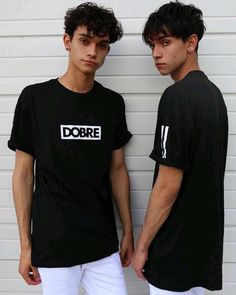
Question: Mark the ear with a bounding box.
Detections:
[187,34,198,53]
[63,33,72,51]
[107,45,111,54]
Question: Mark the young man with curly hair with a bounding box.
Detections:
[8,2,133,294]
[132,2,228,295]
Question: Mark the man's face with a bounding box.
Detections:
[148,33,190,80]
[64,25,110,75]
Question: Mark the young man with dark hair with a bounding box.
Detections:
[132,2,228,295]
[8,2,133,294]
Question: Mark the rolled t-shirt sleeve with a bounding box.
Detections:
[150,88,194,172]
[113,98,132,150]
[8,86,34,156]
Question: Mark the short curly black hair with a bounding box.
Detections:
[64,2,123,43]
[143,1,206,51]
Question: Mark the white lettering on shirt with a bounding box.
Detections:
[60,125,101,140]
[161,125,169,158]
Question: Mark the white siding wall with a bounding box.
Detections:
[0,0,235,294]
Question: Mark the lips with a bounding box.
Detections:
[82,60,97,66]
[156,63,165,67]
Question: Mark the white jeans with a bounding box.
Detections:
[38,252,127,295]
[149,284,204,295]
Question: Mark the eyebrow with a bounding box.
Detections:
[77,33,110,43]
[148,34,172,43]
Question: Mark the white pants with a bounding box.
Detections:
[38,252,127,295]
[149,284,204,295]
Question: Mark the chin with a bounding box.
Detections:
[159,70,170,76]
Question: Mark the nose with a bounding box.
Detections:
[152,45,162,59]
[87,43,97,58]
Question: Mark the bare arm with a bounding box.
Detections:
[132,164,183,279]
[13,149,40,285]
[109,148,134,266]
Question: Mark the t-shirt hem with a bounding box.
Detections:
[147,276,222,292]
[8,140,34,157]
[32,247,119,268]
[149,150,189,172]
[113,132,132,150]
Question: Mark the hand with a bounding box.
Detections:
[19,248,41,285]
[119,234,134,267]
[131,249,148,280]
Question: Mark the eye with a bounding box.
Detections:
[149,43,154,50]
[98,43,109,50]
[162,40,169,46]
[80,38,89,45]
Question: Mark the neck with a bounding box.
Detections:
[171,54,200,82]
[59,68,95,93]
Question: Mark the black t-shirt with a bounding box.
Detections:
[8,79,132,267]
[145,71,228,291]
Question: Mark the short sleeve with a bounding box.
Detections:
[113,98,132,150]
[8,86,35,156]
[150,88,194,172]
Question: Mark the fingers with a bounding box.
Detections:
[134,268,146,280]
[32,266,41,283]
[19,266,41,285]
[124,249,133,267]
[120,247,133,267]
[120,250,128,267]
[131,250,148,280]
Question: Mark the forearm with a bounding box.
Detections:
[110,165,133,236]
[13,169,34,250]
[136,188,175,252]
[136,165,183,252]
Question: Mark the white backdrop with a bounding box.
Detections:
[0,1,236,294]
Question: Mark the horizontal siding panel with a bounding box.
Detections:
[3,134,155,156]
[226,157,236,171]
[1,189,235,210]
[1,36,236,58]
[0,0,236,19]
[1,18,236,36]
[0,278,41,292]
[228,135,236,156]
[0,156,14,170]
[0,294,41,295]
[0,279,150,294]
[0,190,13,207]
[0,136,14,156]
[1,111,236,135]
[1,224,235,242]
[0,224,19,240]
[0,76,172,95]
[0,172,12,189]
[0,76,236,95]
[1,260,235,282]
[0,208,16,223]
[225,191,236,209]
[0,96,17,113]
[0,94,235,113]
[129,172,236,192]
[130,191,236,210]
[1,56,236,77]
[2,280,235,295]
[0,207,235,226]
[224,228,236,242]
[1,189,234,209]
[1,239,235,262]
[130,209,236,227]
[1,155,236,171]
[1,134,236,158]
[1,171,236,190]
